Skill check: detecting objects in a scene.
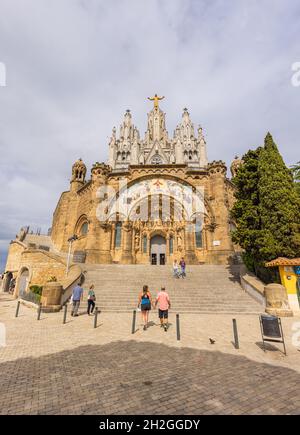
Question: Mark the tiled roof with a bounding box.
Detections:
[265,257,300,267]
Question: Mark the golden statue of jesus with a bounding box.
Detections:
[148,93,165,109]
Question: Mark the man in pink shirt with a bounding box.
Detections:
[155,287,171,331]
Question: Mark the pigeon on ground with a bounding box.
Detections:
[209,338,215,344]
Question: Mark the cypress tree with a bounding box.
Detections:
[258,133,300,260]
[231,148,262,271]
[291,161,300,195]
[231,133,300,282]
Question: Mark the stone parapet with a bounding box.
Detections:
[240,265,266,308]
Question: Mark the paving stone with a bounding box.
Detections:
[0,293,300,415]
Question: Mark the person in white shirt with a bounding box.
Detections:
[173,259,180,278]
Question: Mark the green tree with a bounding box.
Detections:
[291,161,300,195]
[258,133,300,261]
[231,148,262,272]
[231,133,300,283]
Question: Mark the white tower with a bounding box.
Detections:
[107,98,208,170]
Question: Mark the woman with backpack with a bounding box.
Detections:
[138,285,153,330]
[87,284,96,315]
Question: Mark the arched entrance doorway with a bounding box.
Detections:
[150,235,166,265]
[18,268,29,296]
[2,272,13,292]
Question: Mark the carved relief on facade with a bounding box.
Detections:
[48,99,236,265]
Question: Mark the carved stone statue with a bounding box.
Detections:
[134,232,140,252]
[147,94,165,109]
[177,233,182,250]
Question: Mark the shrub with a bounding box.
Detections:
[29,285,43,296]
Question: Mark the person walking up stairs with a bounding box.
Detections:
[155,287,171,332]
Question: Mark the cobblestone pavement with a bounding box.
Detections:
[0,294,300,415]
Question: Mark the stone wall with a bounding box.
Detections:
[5,241,25,273]
[240,268,266,308]
[49,163,236,265]
[13,250,67,297]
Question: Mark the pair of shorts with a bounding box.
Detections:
[158,309,168,319]
[141,304,151,311]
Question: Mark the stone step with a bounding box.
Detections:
[79,264,262,314]
[88,308,260,314]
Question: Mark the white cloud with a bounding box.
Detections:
[0,0,300,269]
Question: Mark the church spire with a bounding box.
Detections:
[107,96,208,170]
[146,100,167,144]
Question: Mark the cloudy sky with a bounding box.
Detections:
[0,0,299,270]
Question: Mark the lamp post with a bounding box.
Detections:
[66,235,78,276]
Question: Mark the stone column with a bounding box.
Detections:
[98,222,112,263]
[207,161,232,251]
[184,222,198,264]
[147,233,151,259]
[111,223,116,251]
[85,215,101,264]
[166,233,170,256]
[121,221,133,264]
[174,228,178,253]
[86,162,112,264]
[132,227,136,259]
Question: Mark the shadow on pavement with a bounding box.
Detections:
[0,340,299,415]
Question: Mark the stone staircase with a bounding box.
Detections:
[81,264,262,314]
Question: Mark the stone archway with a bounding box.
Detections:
[2,272,13,293]
[150,235,166,265]
[17,268,30,296]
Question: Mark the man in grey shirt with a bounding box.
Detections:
[71,283,84,317]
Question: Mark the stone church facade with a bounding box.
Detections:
[2,96,241,295]
[51,96,239,266]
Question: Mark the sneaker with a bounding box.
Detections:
[164,325,167,332]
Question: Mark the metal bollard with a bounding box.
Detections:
[63,304,68,324]
[37,303,42,321]
[131,309,136,334]
[15,300,21,318]
[232,318,239,349]
[176,313,180,341]
[94,307,99,329]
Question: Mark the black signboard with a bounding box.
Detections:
[259,315,286,355]
[260,315,281,337]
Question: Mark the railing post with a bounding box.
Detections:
[94,307,99,329]
[233,318,239,349]
[15,300,21,318]
[37,303,42,321]
[63,304,68,324]
[176,313,180,341]
[131,309,136,334]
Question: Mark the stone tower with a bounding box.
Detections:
[70,158,86,192]
[108,98,208,170]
